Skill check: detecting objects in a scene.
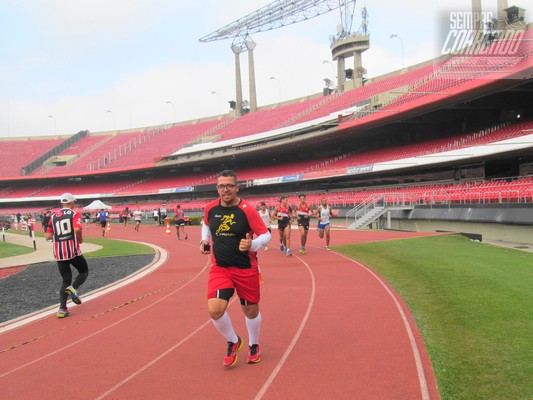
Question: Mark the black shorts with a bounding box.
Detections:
[278,222,290,231]
[174,219,185,226]
[298,221,310,231]
[100,220,107,228]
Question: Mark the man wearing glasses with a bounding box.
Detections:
[200,170,271,367]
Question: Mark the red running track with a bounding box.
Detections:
[0,224,442,400]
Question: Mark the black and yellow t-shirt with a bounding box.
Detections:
[204,199,268,269]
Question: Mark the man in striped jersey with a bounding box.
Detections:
[45,193,89,318]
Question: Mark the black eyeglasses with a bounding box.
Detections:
[216,184,237,190]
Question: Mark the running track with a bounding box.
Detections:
[0,224,442,400]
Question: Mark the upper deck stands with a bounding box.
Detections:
[41,130,157,175]
[0,137,65,177]
[382,30,533,111]
[96,118,231,170]
[32,118,231,175]
[211,97,325,141]
[57,134,111,156]
[300,63,443,123]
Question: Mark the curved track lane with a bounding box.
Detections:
[0,224,441,400]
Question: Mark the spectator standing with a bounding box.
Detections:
[42,211,52,232]
[160,204,167,225]
[45,193,88,318]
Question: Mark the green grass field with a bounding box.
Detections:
[82,236,154,258]
[336,234,533,400]
[0,241,35,258]
[3,230,154,258]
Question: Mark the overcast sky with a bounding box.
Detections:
[0,0,530,138]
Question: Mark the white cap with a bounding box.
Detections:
[60,193,76,204]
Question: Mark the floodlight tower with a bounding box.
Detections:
[200,0,361,115]
[330,4,369,92]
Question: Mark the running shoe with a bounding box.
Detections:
[326,246,331,251]
[279,244,285,252]
[286,249,292,256]
[66,286,82,305]
[185,233,188,240]
[264,246,268,251]
[299,246,306,254]
[223,336,243,367]
[247,344,261,364]
[57,308,70,318]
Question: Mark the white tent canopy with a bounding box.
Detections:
[83,200,112,211]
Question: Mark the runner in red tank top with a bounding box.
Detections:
[271,195,294,256]
[295,194,313,254]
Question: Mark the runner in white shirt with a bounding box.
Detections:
[133,209,143,231]
[315,198,335,250]
[258,202,271,250]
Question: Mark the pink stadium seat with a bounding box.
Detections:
[0,137,65,177]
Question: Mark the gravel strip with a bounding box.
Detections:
[0,254,155,323]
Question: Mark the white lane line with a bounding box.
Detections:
[94,319,212,400]
[334,251,431,400]
[0,254,209,379]
[254,255,316,400]
[95,294,239,399]
[96,255,316,400]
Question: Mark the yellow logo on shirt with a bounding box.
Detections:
[216,213,236,236]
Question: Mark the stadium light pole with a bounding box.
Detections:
[211,91,222,115]
[47,115,56,135]
[269,76,281,104]
[106,110,115,130]
[389,34,405,68]
[166,100,175,122]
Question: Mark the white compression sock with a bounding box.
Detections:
[211,311,238,343]
[245,312,262,345]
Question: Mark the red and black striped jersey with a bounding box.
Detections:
[273,204,292,225]
[47,208,83,261]
[295,203,312,220]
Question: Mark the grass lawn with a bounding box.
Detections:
[4,230,154,258]
[336,234,533,400]
[0,241,35,258]
[83,236,154,258]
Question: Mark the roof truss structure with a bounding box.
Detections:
[199,0,356,42]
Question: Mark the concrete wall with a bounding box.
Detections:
[387,204,533,244]
[389,219,533,244]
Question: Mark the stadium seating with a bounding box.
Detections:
[95,118,232,170]
[210,97,326,141]
[1,175,531,217]
[0,137,65,177]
